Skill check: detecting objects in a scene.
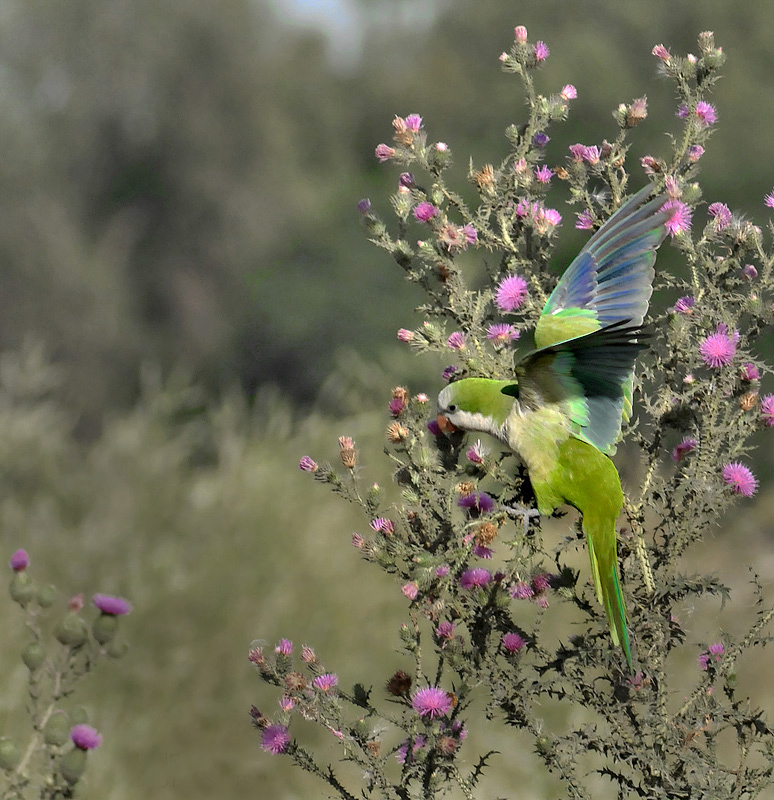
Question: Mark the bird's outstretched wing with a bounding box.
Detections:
[534,184,670,349]
[503,321,649,455]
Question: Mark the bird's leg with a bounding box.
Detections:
[503,503,540,537]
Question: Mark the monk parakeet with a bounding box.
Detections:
[436,185,670,669]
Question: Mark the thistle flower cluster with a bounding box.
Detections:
[257,28,774,800]
[2,550,130,795]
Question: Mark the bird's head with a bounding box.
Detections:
[436,378,516,437]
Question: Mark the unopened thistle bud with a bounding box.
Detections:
[54,612,88,647]
[43,711,71,747]
[0,739,20,772]
[21,641,46,671]
[37,584,57,608]
[60,747,87,784]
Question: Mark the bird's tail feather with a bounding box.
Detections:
[585,521,633,671]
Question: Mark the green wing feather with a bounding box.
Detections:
[504,321,648,454]
[531,184,669,445]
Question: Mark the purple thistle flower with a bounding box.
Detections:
[698,642,724,670]
[531,573,553,594]
[401,582,419,600]
[459,568,492,589]
[375,144,395,163]
[412,687,452,719]
[389,396,406,417]
[708,202,732,230]
[472,544,493,559]
[695,101,717,126]
[532,131,550,147]
[582,145,600,165]
[370,518,395,535]
[533,41,549,62]
[93,594,132,616]
[676,104,689,120]
[298,456,318,472]
[436,621,455,639]
[568,143,586,162]
[435,564,450,578]
[510,581,534,599]
[560,84,577,100]
[495,274,528,312]
[399,172,414,188]
[301,645,316,663]
[536,207,562,231]
[673,296,695,314]
[274,638,293,655]
[700,327,737,368]
[397,328,414,342]
[458,492,496,515]
[357,198,371,214]
[743,264,758,280]
[652,44,671,61]
[441,365,458,382]
[414,202,439,222]
[405,114,423,131]
[765,191,774,209]
[466,439,489,464]
[741,363,760,382]
[279,696,295,712]
[575,210,594,230]
[312,673,339,692]
[672,437,697,463]
[662,199,692,235]
[396,734,426,764]
[502,632,526,653]
[534,165,553,184]
[447,331,466,350]
[71,724,101,750]
[461,223,478,244]
[487,323,519,345]
[761,394,774,427]
[722,462,757,497]
[426,419,441,437]
[688,144,705,162]
[261,724,290,754]
[9,549,29,572]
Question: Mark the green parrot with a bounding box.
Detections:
[436,185,670,669]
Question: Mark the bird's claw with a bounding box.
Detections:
[503,503,540,536]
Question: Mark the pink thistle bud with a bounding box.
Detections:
[274,638,293,656]
[357,198,371,214]
[688,145,704,162]
[370,518,395,535]
[375,144,395,163]
[9,549,29,572]
[447,331,466,350]
[533,41,549,62]
[672,438,697,463]
[351,533,365,548]
[560,84,577,100]
[301,645,317,663]
[435,564,450,578]
[298,456,318,472]
[93,594,132,616]
[502,632,526,653]
[741,363,760,381]
[575,210,594,230]
[71,725,101,750]
[69,594,84,612]
[435,142,448,152]
[510,581,534,599]
[742,264,758,280]
[397,328,414,342]
[534,165,553,184]
[708,202,732,230]
[401,582,419,600]
[514,25,528,43]
[652,44,671,61]
[436,621,455,639]
[414,202,439,222]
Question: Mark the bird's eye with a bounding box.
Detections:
[448,404,457,413]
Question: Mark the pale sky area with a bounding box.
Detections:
[267,0,440,67]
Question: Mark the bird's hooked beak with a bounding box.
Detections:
[436,414,459,433]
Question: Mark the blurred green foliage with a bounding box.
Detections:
[0,1,773,798]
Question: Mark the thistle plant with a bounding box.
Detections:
[2,550,130,799]
[252,29,774,799]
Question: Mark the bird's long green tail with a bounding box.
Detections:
[584,516,632,671]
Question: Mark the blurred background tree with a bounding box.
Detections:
[0,1,773,799]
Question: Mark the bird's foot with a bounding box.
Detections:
[503,503,540,536]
